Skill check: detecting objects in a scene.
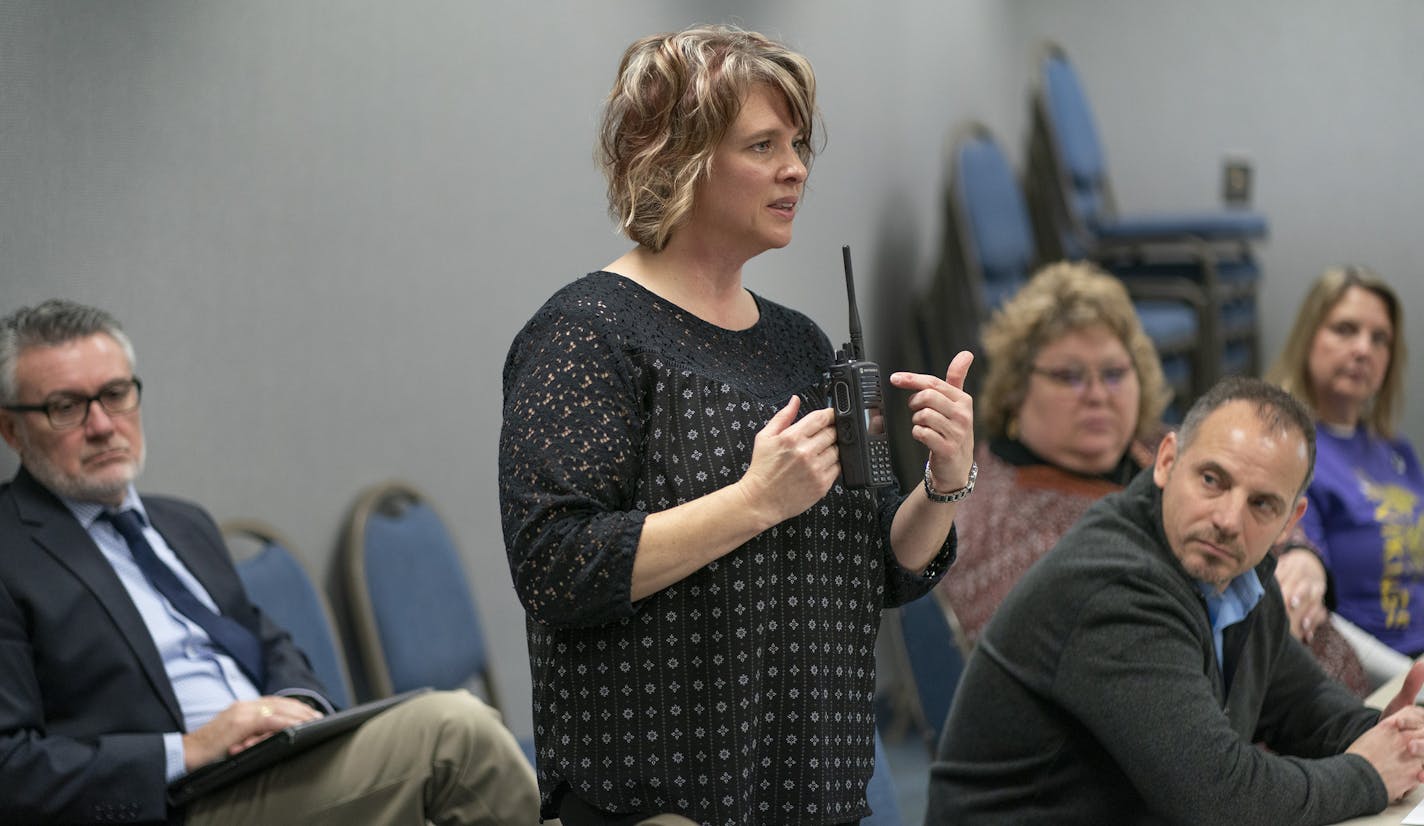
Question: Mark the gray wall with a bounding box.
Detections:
[1,0,1417,738]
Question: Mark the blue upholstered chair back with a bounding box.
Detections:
[1034,39,1271,250]
[953,124,1035,315]
[343,482,498,709]
[225,521,353,709]
[1030,40,1267,391]
[863,729,904,826]
[1041,47,1109,245]
[896,595,967,749]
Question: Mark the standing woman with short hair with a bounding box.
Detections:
[499,24,974,826]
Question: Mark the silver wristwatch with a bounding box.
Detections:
[923,460,977,504]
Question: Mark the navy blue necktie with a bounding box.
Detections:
[103,509,267,687]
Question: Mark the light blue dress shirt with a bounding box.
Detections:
[64,487,261,781]
[1196,570,1265,675]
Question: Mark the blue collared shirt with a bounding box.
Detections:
[1196,570,1265,675]
[64,487,261,781]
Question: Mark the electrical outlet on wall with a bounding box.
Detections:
[1222,153,1253,206]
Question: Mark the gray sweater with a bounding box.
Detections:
[927,469,1388,825]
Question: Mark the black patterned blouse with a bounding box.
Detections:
[499,272,954,825]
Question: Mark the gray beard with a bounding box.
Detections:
[19,434,143,504]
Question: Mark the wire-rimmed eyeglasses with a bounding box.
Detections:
[1029,364,1133,394]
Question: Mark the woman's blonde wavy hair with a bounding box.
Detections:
[1266,266,1406,437]
[979,261,1171,442]
[597,24,820,251]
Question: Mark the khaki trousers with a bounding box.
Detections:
[188,690,542,826]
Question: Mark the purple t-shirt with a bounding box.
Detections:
[1302,424,1424,655]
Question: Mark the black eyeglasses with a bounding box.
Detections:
[3,377,143,430]
[1029,364,1133,394]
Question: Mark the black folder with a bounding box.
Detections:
[167,687,431,807]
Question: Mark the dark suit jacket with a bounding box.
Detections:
[0,467,325,824]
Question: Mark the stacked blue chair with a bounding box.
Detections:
[1025,41,1267,390]
[947,122,1201,407]
[223,520,353,709]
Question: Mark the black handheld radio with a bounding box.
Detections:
[826,245,897,489]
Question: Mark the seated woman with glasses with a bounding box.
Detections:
[1267,267,1421,686]
[937,261,1367,694]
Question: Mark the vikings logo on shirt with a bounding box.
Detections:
[1363,477,1424,629]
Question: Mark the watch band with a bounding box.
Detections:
[924,460,977,504]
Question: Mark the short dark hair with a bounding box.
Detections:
[1177,376,1316,494]
[0,300,135,404]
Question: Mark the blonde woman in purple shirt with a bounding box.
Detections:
[1269,267,1423,684]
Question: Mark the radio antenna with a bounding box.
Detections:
[842,245,865,361]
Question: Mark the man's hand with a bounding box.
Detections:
[181,696,323,771]
[1381,662,1424,720]
[1275,548,1328,643]
[1347,704,1424,801]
